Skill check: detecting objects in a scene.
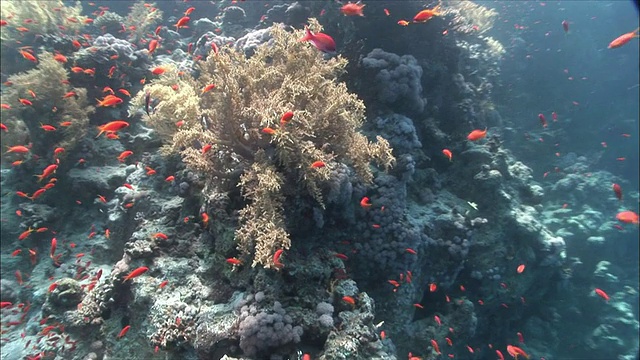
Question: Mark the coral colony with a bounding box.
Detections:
[0,1,638,360]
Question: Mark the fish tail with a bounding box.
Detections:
[300,26,312,42]
[95,126,105,138]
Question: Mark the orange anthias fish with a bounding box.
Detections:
[360,196,372,208]
[280,111,294,127]
[506,345,529,359]
[594,288,610,301]
[310,160,326,168]
[96,120,129,138]
[148,39,158,54]
[273,249,285,269]
[413,4,442,23]
[342,296,356,305]
[123,266,149,281]
[608,28,639,49]
[96,95,123,107]
[174,16,190,29]
[467,128,487,141]
[442,148,452,161]
[300,26,336,53]
[612,183,622,200]
[19,50,37,63]
[340,2,365,17]
[5,145,30,154]
[616,210,639,224]
[201,84,215,94]
[36,164,58,182]
[430,339,441,355]
[117,325,131,339]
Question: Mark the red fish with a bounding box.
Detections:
[123,266,149,281]
[430,339,441,355]
[506,345,529,359]
[413,5,441,23]
[53,53,67,63]
[226,257,242,265]
[517,264,525,273]
[594,288,609,301]
[442,148,452,161]
[0,302,12,308]
[117,325,131,339]
[148,39,158,54]
[340,2,365,17]
[153,233,168,240]
[273,249,285,269]
[310,161,326,168]
[562,20,569,33]
[96,120,129,138]
[612,183,622,200]
[5,145,29,154]
[467,128,487,141]
[608,28,639,49]
[96,95,123,107]
[300,26,336,53]
[117,150,133,162]
[360,196,372,208]
[342,296,355,305]
[19,50,37,63]
[616,211,639,224]
[201,84,215,94]
[280,111,294,127]
[538,113,547,128]
[174,16,190,29]
[262,127,277,135]
[151,66,166,75]
[36,164,58,182]
[552,111,558,121]
[50,237,57,259]
[184,7,195,16]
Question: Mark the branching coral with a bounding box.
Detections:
[124,0,163,43]
[0,0,86,42]
[1,52,94,161]
[130,19,394,268]
[445,0,498,35]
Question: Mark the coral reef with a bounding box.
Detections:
[130,20,394,268]
[1,52,94,161]
[124,0,163,43]
[361,48,426,115]
[0,1,86,42]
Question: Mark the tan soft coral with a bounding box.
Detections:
[130,19,394,268]
[1,52,94,162]
[0,1,86,42]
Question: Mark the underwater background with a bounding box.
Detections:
[0,1,638,360]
